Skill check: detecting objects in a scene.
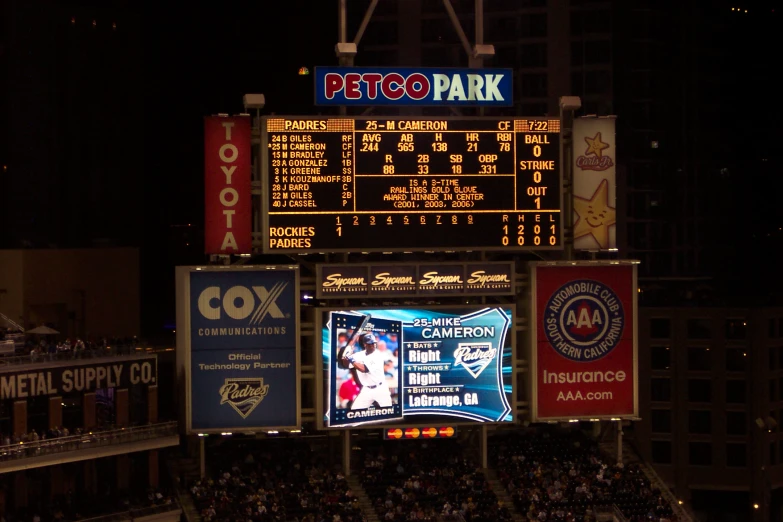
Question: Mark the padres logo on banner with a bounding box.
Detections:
[543,279,625,362]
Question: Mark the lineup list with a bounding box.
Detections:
[264,117,562,252]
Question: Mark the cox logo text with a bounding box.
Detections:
[197,282,288,324]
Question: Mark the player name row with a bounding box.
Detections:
[269,187,549,208]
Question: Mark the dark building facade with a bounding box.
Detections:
[351,0,780,292]
[343,1,782,518]
[0,0,143,249]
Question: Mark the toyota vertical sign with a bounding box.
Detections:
[315,67,513,106]
[204,116,252,254]
[530,261,638,422]
[176,266,300,432]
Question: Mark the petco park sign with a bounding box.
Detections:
[315,67,513,106]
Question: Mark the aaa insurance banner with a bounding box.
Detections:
[531,262,638,421]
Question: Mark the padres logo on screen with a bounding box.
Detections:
[543,279,624,362]
[219,378,270,419]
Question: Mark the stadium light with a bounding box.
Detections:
[560,96,582,112]
[335,42,357,58]
[242,94,265,110]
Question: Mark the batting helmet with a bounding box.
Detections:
[361,333,378,347]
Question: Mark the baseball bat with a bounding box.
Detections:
[338,313,371,361]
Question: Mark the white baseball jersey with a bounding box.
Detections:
[349,349,392,409]
[350,349,386,387]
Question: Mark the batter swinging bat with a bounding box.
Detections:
[338,313,371,362]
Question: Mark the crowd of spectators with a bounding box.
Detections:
[190,440,365,522]
[0,425,152,461]
[1,427,80,447]
[2,487,175,522]
[360,439,512,522]
[2,335,140,360]
[493,430,677,522]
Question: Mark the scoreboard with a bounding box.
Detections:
[261,117,562,253]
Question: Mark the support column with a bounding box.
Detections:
[148,385,159,423]
[50,466,64,499]
[14,473,27,509]
[13,400,27,437]
[149,450,159,488]
[480,426,488,469]
[617,420,624,466]
[83,460,97,495]
[83,392,96,430]
[199,436,206,479]
[49,396,63,429]
[117,454,130,491]
[116,389,129,427]
[342,429,351,477]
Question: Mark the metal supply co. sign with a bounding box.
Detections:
[315,262,515,299]
[0,356,158,400]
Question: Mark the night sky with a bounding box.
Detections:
[3,1,779,337]
[136,1,781,336]
[141,3,339,337]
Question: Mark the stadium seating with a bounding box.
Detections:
[190,440,364,522]
[492,430,677,522]
[359,439,512,522]
[3,488,175,522]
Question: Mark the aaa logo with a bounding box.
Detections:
[543,279,625,362]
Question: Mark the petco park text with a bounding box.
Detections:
[324,72,506,102]
[315,67,513,106]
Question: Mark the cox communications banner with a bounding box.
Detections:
[319,307,514,428]
[204,116,252,254]
[572,117,617,250]
[184,266,300,432]
[315,67,513,106]
[531,262,638,421]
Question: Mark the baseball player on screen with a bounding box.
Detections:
[341,333,393,409]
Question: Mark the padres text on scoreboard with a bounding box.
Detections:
[261,117,562,253]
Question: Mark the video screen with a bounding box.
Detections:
[320,307,514,428]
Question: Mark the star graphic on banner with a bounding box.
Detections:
[573,178,616,248]
[584,132,610,158]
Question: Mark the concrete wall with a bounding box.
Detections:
[0,248,140,338]
[0,250,25,328]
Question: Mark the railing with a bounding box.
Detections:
[0,421,178,461]
[0,312,24,332]
[639,463,696,522]
[74,501,182,522]
[623,440,696,522]
[0,340,14,355]
[594,505,629,522]
[439,514,465,522]
[0,344,144,367]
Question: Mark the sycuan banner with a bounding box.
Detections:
[316,262,514,299]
